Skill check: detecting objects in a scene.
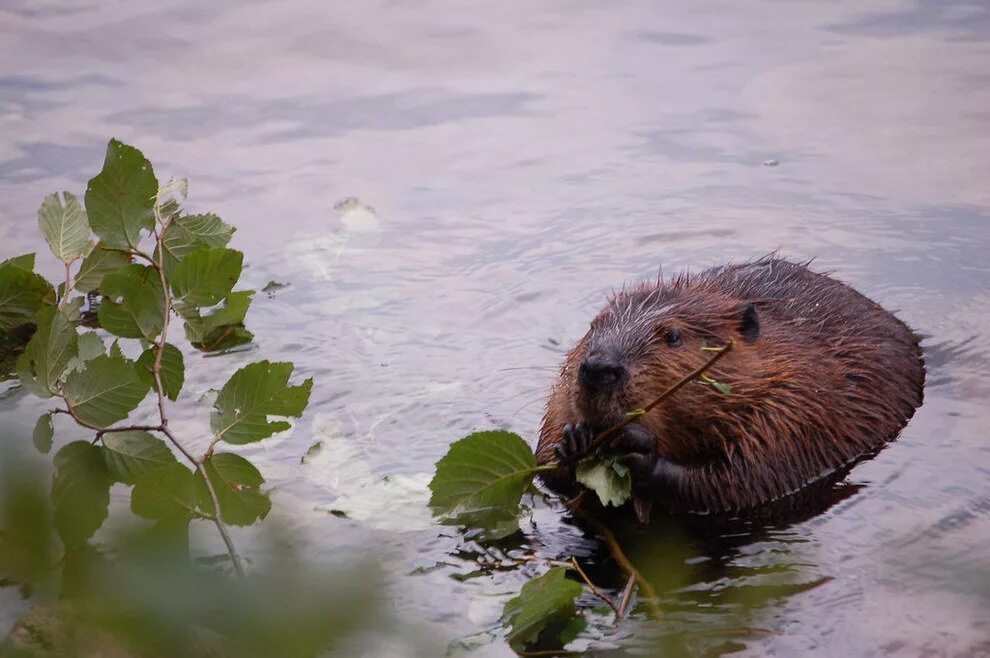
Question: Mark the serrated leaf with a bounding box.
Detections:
[62,354,150,428]
[0,253,36,271]
[169,247,242,307]
[16,306,78,398]
[135,343,185,401]
[428,430,536,532]
[156,213,235,277]
[210,360,312,445]
[97,264,165,340]
[32,413,54,454]
[52,441,112,546]
[196,453,271,526]
[108,340,124,359]
[131,463,197,521]
[64,332,105,374]
[181,290,255,352]
[85,139,158,250]
[154,178,188,223]
[501,567,585,650]
[38,191,92,263]
[102,431,178,484]
[73,242,130,293]
[0,263,56,331]
[575,457,632,508]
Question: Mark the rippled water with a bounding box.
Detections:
[2,1,989,655]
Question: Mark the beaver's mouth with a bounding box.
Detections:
[577,390,629,432]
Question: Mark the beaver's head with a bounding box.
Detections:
[568,281,762,459]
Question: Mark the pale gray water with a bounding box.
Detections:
[1,1,989,655]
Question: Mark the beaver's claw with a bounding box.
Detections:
[555,421,594,463]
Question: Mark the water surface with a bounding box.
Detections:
[1,1,989,655]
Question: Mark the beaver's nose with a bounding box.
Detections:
[579,352,626,391]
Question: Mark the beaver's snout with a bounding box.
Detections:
[578,350,627,392]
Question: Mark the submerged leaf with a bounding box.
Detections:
[501,567,585,650]
[97,264,165,340]
[16,306,78,398]
[62,354,150,428]
[428,431,536,533]
[52,441,112,546]
[85,139,157,250]
[37,191,92,263]
[196,453,271,526]
[210,360,312,445]
[102,431,178,484]
[180,290,254,352]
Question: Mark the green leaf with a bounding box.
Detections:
[196,453,271,526]
[136,343,185,401]
[131,463,197,521]
[52,441,112,546]
[37,191,92,263]
[85,139,158,250]
[169,247,243,307]
[64,332,105,374]
[156,213,235,277]
[575,457,632,508]
[102,431,178,484]
[32,412,54,454]
[16,306,78,398]
[501,567,585,650]
[428,430,536,532]
[97,264,165,340]
[0,263,56,331]
[0,253,36,271]
[73,242,130,293]
[180,290,255,352]
[210,360,312,445]
[62,354,150,428]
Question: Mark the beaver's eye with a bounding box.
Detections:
[666,328,683,347]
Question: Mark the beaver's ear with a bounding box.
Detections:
[738,303,760,342]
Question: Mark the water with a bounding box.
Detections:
[2,1,989,655]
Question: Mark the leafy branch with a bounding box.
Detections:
[3,138,312,577]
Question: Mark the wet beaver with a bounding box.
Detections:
[535,256,925,518]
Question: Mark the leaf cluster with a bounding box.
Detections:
[1,139,312,567]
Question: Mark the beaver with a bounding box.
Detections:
[535,256,925,519]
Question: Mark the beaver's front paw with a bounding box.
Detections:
[555,421,594,463]
[613,423,679,487]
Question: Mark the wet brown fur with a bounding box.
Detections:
[536,256,925,514]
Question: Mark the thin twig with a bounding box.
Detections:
[575,509,661,619]
[569,557,620,619]
[161,426,245,577]
[58,260,75,310]
[616,573,636,619]
[148,217,246,577]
